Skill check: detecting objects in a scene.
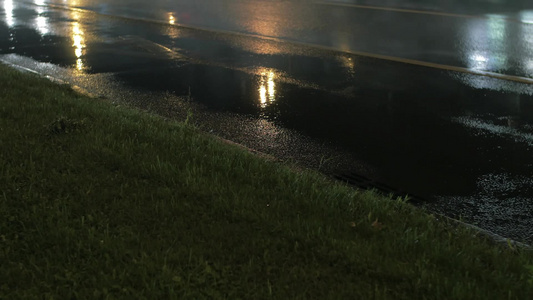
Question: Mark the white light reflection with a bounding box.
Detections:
[36,16,49,35]
[519,10,533,25]
[4,0,14,27]
[486,14,506,40]
[469,52,489,70]
[464,15,508,74]
[34,0,49,36]
[519,11,533,77]
[258,69,276,108]
[487,15,508,69]
[527,60,533,74]
[453,116,533,146]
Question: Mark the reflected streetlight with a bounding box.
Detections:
[519,10,533,25]
[34,0,49,35]
[169,13,176,25]
[70,11,85,71]
[4,0,14,27]
[258,69,276,108]
[72,22,85,70]
[519,11,533,77]
[164,13,182,39]
[337,55,355,78]
[35,15,49,35]
[464,15,508,72]
[469,52,489,70]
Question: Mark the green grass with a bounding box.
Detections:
[0,63,532,299]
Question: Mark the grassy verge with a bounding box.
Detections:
[0,63,532,299]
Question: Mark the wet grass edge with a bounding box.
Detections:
[0,63,532,299]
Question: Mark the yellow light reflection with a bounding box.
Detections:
[241,2,280,40]
[4,0,14,27]
[259,85,267,107]
[71,17,85,71]
[238,39,284,55]
[237,2,284,55]
[164,13,182,38]
[258,70,276,108]
[165,26,181,39]
[253,118,280,140]
[337,56,355,77]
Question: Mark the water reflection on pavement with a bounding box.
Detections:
[0,0,532,244]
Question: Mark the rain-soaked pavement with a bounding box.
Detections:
[1,0,532,244]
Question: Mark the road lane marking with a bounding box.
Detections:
[314,1,531,24]
[329,50,533,84]
[21,2,533,85]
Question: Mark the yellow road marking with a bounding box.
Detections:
[329,49,533,84]
[314,1,530,24]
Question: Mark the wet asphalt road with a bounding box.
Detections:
[1,0,532,243]
[13,0,533,79]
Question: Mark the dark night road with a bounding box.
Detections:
[1,0,532,243]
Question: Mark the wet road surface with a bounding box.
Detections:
[1,0,532,243]
[19,0,533,81]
